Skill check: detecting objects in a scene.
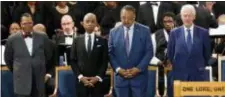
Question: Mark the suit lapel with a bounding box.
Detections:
[129,23,139,58]
[80,35,88,57]
[18,33,31,57]
[90,35,98,57]
[190,26,198,55]
[32,32,38,56]
[118,26,127,56]
[180,27,189,54]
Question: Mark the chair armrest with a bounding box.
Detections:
[205,66,213,81]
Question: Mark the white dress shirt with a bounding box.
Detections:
[116,24,134,73]
[23,32,33,56]
[1,45,6,65]
[152,2,160,25]
[150,29,169,65]
[78,32,103,82]
[64,31,76,45]
[184,24,194,44]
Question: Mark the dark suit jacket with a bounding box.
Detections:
[167,25,211,81]
[4,32,52,96]
[137,2,174,33]
[70,35,108,78]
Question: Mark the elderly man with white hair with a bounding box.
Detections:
[167,4,211,97]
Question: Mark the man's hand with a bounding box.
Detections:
[127,67,141,78]
[89,77,99,86]
[45,74,51,83]
[80,77,90,85]
[118,68,129,78]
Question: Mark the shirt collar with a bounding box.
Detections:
[184,24,194,31]
[123,23,134,31]
[64,31,74,36]
[85,32,95,38]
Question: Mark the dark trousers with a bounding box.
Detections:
[15,72,43,97]
[76,82,104,97]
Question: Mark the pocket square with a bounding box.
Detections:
[97,45,102,47]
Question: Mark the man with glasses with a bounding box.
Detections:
[4,13,52,97]
[150,12,176,96]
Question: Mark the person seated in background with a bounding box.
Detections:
[9,22,21,35]
[94,25,102,36]
[150,12,176,96]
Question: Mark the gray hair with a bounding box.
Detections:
[180,4,196,16]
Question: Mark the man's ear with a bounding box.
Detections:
[80,21,83,26]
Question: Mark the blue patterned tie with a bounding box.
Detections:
[186,29,192,52]
[125,27,130,56]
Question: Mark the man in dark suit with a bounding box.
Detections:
[4,13,52,97]
[167,4,211,97]
[70,13,108,97]
[137,2,174,33]
[52,15,79,65]
[109,5,153,97]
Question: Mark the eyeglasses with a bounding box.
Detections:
[21,22,33,25]
[163,20,174,23]
[61,22,73,26]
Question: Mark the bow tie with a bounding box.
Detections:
[65,35,73,37]
[23,33,32,38]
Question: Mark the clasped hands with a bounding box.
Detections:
[80,77,99,87]
[118,67,140,79]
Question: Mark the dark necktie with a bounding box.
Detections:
[23,33,32,38]
[125,27,130,56]
[186,29,192,52]
[87,35,92,54]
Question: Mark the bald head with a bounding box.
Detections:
[82,13,97,33]
[218,14,225,25]
[33,24,46,33]
[61,15,74,34]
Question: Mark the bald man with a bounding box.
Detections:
[70,13,108,97]
[33,24,46,33]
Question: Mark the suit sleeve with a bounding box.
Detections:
[43,35,54,74]
[4,38,13,72]
[108,29,120,71]
[203,30,211,66]
[167,30,175,64]
[97,39,108,78]
[70,38,81,76]
[136,28,153,72]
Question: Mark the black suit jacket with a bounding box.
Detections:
[137,2,174,33]
[70,35,108,78]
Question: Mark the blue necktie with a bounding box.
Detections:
[125,27,130,56]
[186,29,192,52]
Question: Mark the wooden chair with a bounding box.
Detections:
[218,55,225,81]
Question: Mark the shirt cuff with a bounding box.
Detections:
[116,67,121,73]
[46,74,52,78]
[150,57,161,65]
[78,74,83,82]
[96,76,103,82]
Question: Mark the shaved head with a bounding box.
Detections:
[82,13,97,33]
[218,14,225,25]
[33,24,46,33]
[61,15,74,34]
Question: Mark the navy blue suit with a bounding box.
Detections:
[167,25,211,96]
[108,23,153,97]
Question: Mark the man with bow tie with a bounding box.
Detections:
[4,13,52,97]
[70,13,108,97]
[53,15,79,65]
